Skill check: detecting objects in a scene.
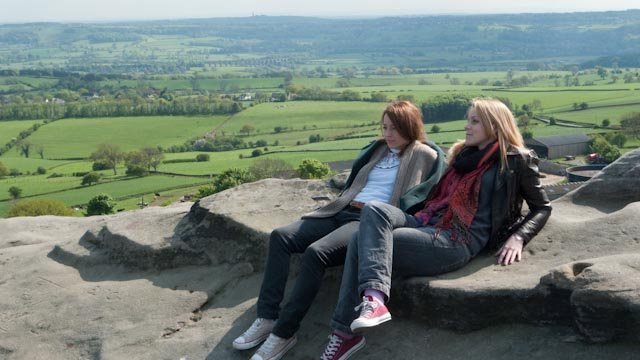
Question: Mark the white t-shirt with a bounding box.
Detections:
[353,148,401,204]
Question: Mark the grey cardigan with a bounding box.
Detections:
[304,140,438,218]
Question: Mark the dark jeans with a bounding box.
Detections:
[330,201,472,334]
[257,207,361,339]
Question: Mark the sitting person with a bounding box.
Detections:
[320,97,552,360]
[232,101,445,360]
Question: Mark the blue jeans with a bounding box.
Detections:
[257,207,361,339]
[330,201,471,334]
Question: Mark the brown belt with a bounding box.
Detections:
[349,201,365,209]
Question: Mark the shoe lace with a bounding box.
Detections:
[354,296,377,317]
[260,334,281,355]
[320,334,343,360]
[244,318,265,338]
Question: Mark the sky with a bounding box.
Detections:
[1,0,639,23]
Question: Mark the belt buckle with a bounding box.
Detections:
[349,201,365,209]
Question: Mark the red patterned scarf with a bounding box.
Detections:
[414,141,500,243]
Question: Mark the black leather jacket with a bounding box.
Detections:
[488,148,551,250]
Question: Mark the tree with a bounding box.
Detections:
[36,145,45,159]
[82,172,101,186]
[141,147,164,171]
[283,72,293,87]
[36,166,46,175]
[16,140,32,158]
[249,158,294,180]
[590,135,621,163]
[340,89,361,101]
[530,99,542,111]
[517,115,530,128]
[397,94,415,103]
[369,92,388,102]
[579,102,589,110]
[90,144,124,175]
[251,149,263,157]
[607,133,627,148]
[335,79,350,88]
[0,161,8,178]
[240,124,255,136]
[597,67,608,80]
[124,150,148,176]
[8,199,74,217]
[430,124,441,133]
[196,153,210,162]
[421,94,472,122]
[297,159,331,179]
[309,134,323,143]
[620,112,640,139]
[86,193,116,216]
[601,119,610,127]
[214,168,254,193]
[255,139,268,147]
[8,186,22,200]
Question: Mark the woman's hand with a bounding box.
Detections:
[495,234,524,266]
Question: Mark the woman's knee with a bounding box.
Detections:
[302,242,324,262]
[269,226,294,252]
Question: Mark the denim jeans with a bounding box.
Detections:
[257,207,361,339]
[330,201,471,334]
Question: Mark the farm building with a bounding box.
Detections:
[524,133,591,159]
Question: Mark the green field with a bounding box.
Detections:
[549,104,640,125]
[0,120,44,147]
[223,101,386,134]
[0,174,210,216]
[22,115,229,158]
[0,156,80,173]
[2,69,639,218]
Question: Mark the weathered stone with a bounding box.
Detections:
[1,150,640,359]
[329,170,350,189]
[175,178,338,269]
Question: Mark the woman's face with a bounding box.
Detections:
[382,114,410,150]
[465,107,493,149]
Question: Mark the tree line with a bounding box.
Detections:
[0,97,242,121]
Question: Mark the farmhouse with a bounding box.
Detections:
[524,133,591,159]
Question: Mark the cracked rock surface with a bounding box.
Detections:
[1,152,640,359]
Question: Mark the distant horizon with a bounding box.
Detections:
[2,8,640,25]
[2,0,639,25]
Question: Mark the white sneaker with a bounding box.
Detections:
[250,333,297,360]
[232,318,275,350]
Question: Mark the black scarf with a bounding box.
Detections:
[452,143,499,175]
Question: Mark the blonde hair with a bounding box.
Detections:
[448,97,524,170]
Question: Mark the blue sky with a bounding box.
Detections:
[2,0,639,23]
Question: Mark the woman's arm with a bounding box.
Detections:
[495,151,551,265]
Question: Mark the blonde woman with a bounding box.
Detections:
[320,98,551,360]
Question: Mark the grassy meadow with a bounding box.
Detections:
[0,120,44,146]
[20,115,229,159]
[1,69,639,217]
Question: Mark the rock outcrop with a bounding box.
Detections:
[1,150,640,359]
